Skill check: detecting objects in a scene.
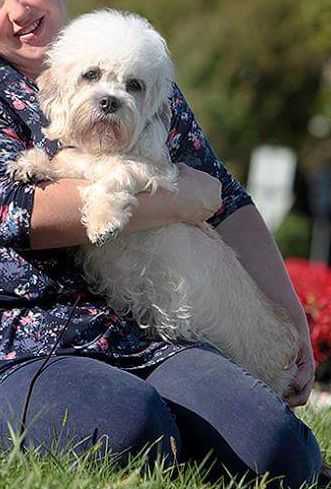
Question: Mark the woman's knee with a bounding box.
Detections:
[262,409,322,488]
[122,382,181,467]
[146,347,322,486]
[0,356,181,466]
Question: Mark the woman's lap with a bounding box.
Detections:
[0,347,322,488]
[0,355,181,466]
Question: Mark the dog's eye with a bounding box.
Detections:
[126,79,144,93]
[82,68,102,82]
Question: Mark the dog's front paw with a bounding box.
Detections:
[7,159,36,183]
[82,191,137,246]
[91,226,120,247]
[7,150,54,184]
[86,207,133,246]
[144,176,178,195]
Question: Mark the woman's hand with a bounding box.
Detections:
[171,163,223,225]
[124,163,222,235]
[284,333,316,408]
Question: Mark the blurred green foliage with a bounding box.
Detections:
[67,0,331,181]
[275,212,312,259]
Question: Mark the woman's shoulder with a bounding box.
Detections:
[0,58,38,130]
[168,83,192,120]
[0,58,59,157]
[0,57,37,94]
[0,57,39,116]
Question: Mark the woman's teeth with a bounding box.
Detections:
[18,18,42,37]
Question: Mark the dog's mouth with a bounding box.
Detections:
[102,118,127,146]
[68,101,135,155]
[77,117,130,155]
[108,119,123,142]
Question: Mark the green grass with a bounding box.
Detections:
[0,405,330,489]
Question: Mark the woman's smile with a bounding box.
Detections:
[14,15,45,45]
[0,0,66,79]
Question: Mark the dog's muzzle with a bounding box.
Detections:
[99,96,122,114]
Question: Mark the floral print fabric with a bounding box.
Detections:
[0,58,253,375]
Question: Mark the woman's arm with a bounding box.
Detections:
[0,102,35,249]
[30,178,182,249]
[31,164,222,249]
[216,205,314,407]
[30,179,88,249]
[169,84,314,406]
[217,204,307,324]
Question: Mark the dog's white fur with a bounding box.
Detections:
[9,9,299,396]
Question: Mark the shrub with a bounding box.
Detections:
[275,212,312,259]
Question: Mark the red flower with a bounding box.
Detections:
[285,258,331,365]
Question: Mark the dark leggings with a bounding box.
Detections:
[0,347,322,488]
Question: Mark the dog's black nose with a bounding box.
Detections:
[99,96,121,114]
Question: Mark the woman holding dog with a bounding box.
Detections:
[0,0,327,487]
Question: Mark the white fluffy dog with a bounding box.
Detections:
[9,9,299,396]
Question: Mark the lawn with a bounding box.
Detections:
[0,404,330,489]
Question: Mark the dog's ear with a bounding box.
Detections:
[149,69,173,112]
[37,67,69,141]
[157,100,172,134]
[145,42,174,123]
[140,99,172,159]
[148,99,172,151]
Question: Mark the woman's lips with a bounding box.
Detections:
[15,17,45,43]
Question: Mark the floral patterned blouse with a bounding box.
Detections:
[0,57,253,378]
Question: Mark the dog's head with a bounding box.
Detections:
[38,9,174,155]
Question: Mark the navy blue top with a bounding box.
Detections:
[0,58,254,376]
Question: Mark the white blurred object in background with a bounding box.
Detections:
[247,146,297,232]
